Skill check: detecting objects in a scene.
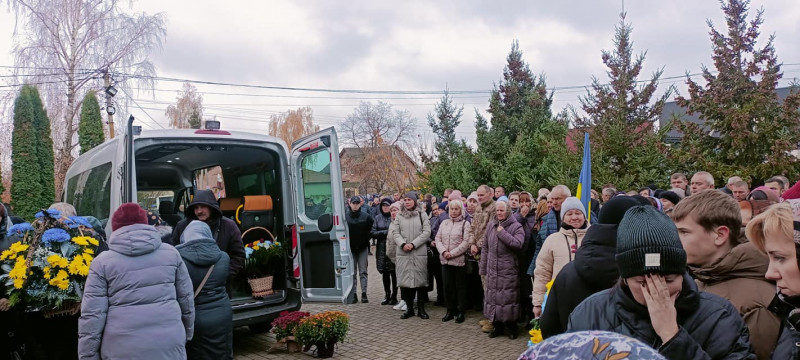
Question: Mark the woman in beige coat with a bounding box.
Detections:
[433,200,472,323]
[393,192,432,319]
[532,197,589,317]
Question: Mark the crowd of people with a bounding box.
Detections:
[349,172,800,359]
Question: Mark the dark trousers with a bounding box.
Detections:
[400,287,426,306]
[382,270,397,296]
[427,247,444,302]
[441,264,467,313]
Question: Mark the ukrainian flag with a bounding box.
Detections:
[576,132,592,221]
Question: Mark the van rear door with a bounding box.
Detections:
[291,128,353,303]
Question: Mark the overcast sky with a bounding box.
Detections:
[0,0,798,147]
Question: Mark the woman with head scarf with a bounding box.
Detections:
[177,221,232,359]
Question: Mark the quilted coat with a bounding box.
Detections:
[480,215,525,322]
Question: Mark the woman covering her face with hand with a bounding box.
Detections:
[567,206,755,360]
[746,203,800,359]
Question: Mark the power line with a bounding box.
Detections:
[119,87,165,129]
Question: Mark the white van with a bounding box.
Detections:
[62,117,355,329]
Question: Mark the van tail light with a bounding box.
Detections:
[292,224,300,278]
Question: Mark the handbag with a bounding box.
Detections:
[462,221,480,274]
[194,264,215,298]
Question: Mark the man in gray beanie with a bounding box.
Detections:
[567,206,756,360]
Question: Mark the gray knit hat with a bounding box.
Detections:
[560,197,587,220]
[616,205,687,278]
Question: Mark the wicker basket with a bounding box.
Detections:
[248,275,275,297]
[42,301,81,318]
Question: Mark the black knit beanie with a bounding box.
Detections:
[616,205,687,278]
[658,191,681,206]
[598,196,643,225]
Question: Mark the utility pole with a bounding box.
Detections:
[104,68,115,139]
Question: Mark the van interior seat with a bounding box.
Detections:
[240,195,273,231]
[218,197,242,220]
[158,201,183,228]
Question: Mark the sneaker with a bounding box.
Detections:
[393,300,406,310]
[481,324,494,333]
[479,319,490,326]
[401,303,408,311]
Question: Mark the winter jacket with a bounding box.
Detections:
[345,207,373,253]
[532,225,589,306]
[468,200,496,249]
[434,215,472,267]
[79,224,195,360]
[371,210,395,273]
[171,190,245,277]
[772,323,800,360]
[176,221,233,360]
[689,242,781,360]
[430,211,449,241]
[480,215,524,323]
[540,223,620,339]
[392,205,431,289]
[0,205,10,299]
[567,273,757,360]
[530,210,560,274]
[387,220,398,264]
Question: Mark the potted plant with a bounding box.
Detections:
[0,209,102,317]
[243,237,284,297]
[294,311,350,358]
[271,311,311,353]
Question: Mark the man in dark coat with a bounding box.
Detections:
[171,190,245,277]
[346,196,373,303]
[540,196,644,338]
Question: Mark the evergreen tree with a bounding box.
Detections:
[11,86,45,219]
[28,86,55,204]
[574,13,672,190]
[79,91,105,154]
[426,89,464,164]
[474,41,576,190]
[672,0,800,183]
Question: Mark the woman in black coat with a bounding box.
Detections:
[745,203,800,359]
[568,206,755,360]
[371,198,397,305]
[177,221,233,360]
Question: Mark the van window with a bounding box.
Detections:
[137,191,175,212]
[65,162,112,221]
[301,149,332,220]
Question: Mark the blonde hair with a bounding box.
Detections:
[448,200,464,217]
[746,202,793,253]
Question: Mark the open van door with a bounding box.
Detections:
[291,128,354,303]
[106,115,138,235]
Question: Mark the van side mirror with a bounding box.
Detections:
[317,213,333,233]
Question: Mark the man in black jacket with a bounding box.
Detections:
[171,190,245,277]
[346,196,373,304]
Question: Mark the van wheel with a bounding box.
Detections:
[249,322,271,333]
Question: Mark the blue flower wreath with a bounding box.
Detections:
[7,222,34,237]
[41,228,71,245]
[35,208,62,219]
[64,216,92,229]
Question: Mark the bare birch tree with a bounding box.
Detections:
[267,106,319,150]
[6,0,166,196]
[165,82,204,129]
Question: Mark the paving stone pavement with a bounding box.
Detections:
[234,245,530,359]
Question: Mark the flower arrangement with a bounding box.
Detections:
[528,319,543,346]
[271,311,311,340]
[0,209,101,313]
[294,311,350,350]
[244,239,284,278]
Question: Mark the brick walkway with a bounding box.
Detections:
[234,246,530,359]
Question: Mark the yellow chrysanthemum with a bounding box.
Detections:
[49,270,70,290]
[88,238,99,246]
[529,329,543,344]
[13,278,24,289]
[9,257,27,280]
[43,266,52,279]
[84,248,95,255]
[82,253,94,262]
[71,236,90,246]
[47,254,69,268]
[9,242,29,254]
[253,245,260,251]
[0,249,12,261]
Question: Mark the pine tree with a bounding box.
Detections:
[79,91,105,154]
[474,41,576,190]
[28,86,55,204]
[426,90,464,163]
[11,86,45,219]
[672,0,800,183]
[574,13,672,190]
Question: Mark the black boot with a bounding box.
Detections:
[381,290,392,305]
[361,292,369,304]
[488,322,503,338]
[442,312,455,322]
[400,304,415,319]
[417,301,429,319]
[350,294,358,304]
[389,288,398,305]
[455,312,465,323]
[507,322,519,340]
